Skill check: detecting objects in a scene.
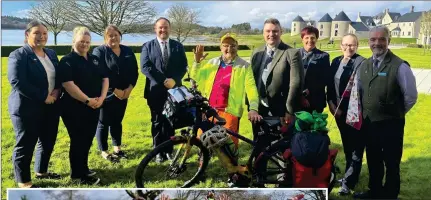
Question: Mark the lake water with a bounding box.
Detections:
[1,29,217,46]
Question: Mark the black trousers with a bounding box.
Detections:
[147,95,173,153]
[11,104,60,183]
[336,116,365,189]
[96,97,128,151]
[62,102,99,179]
[363,117,405,199]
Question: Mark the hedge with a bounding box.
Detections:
[406,44,424,48]
[1,45,253,57]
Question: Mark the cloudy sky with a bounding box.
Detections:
[2,1,431,29]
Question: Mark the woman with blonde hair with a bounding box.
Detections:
[58,26,109,185]
[326,33,365,195]
[93,25,138,163]
[8,20,61,188]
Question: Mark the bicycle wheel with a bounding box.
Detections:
[135,136,210,188]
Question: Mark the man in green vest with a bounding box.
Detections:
[354,26,418,199]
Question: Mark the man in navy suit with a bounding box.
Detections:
[141,17,188,163]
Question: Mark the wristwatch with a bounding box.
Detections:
[84,98,90,105]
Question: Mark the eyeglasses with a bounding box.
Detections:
[221,44,237,48]
[341,44,357,48]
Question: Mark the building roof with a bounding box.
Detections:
[374,12,385,19]
[391,26,401,32]
[350,22,369,31]
[318,13,333,22]
[388,12,401,21]
[333,11,351,22]
[395,11,423,22]
[292,15,305,22]
[360,16,376,26]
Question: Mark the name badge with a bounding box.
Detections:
[310,61,317,64]
[378,72,387,76]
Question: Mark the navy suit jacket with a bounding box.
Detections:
[302,48,331,112]
[140,38,188,99]
[8,44,60,117]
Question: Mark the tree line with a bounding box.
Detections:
[4,1,293,45]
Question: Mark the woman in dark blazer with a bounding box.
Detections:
[7,20,61,188]
[92,25,138,162]
[58,26,108,185]
[327,33,365,196]
[299,26,331,113]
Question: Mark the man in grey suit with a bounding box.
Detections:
[249,18,303,187]
[250,18,304,138]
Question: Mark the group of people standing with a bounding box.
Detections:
[8,16,417,200]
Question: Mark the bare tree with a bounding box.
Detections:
[420,9,431,55]
[299,190,326,200]
[64,1,156,36]
[44,190,88,200]
[167,4,200,43]
[28,1,68,45]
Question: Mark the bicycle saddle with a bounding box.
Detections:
[262,117,281,128]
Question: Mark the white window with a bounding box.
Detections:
[408,32,411,36]
[403,32,405,36]
[320,25,323,29]
[320,31,323,36]
[403,23,405,26]
[409,23,412,26]
[294,23,296,27]
[335,30,338,36]
[335,24,338,28]
[293,28,296,32]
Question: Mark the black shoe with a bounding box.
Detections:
[165,153,173,161]
[79,176,101,185]
[353,191,378,199]
[35,172,61,180]
[87,170,96,177]
[103,154,119,163]
[155,154,166,164]
[113,150,128,159]
[338,186,351,196]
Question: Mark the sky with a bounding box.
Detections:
[2,1,431,29]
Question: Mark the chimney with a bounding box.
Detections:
[411,6,414,13]
[358,12,361,18]
[386,8,389,14]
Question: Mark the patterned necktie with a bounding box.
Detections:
[264,50,274,69]
[373,59,379,75]
[162,41,169,67]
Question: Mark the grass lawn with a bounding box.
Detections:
[1,51,431,199]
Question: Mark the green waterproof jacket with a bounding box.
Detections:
[191,56,259,117]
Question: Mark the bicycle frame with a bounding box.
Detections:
[167,77,292,187]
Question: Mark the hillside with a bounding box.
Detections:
[1,16,31,30]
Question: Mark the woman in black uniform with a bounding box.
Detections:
[8,20,61,188]
[93,25,138,162]
[58,26,108,185]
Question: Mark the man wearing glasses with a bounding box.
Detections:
[354,26,417,199]
[192,33,262,187]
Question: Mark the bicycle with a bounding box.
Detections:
[135,76,337,191]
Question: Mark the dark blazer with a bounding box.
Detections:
[8,44,60,117]
[327,54,365,113]
[301,48,330,113]
[92,44,139,90]
[250,41,304,116]
[141,38,188,99]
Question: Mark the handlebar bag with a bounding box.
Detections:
[163,86,196,129]
[291,131,330,169]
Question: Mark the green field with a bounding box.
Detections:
[1,51,431,199]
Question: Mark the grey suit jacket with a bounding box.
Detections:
[250,41,304,116]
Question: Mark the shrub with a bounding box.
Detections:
[407,44,424,48]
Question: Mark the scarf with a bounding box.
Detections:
[342,65,362,130]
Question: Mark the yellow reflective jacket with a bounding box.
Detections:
[190,56,259,117]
